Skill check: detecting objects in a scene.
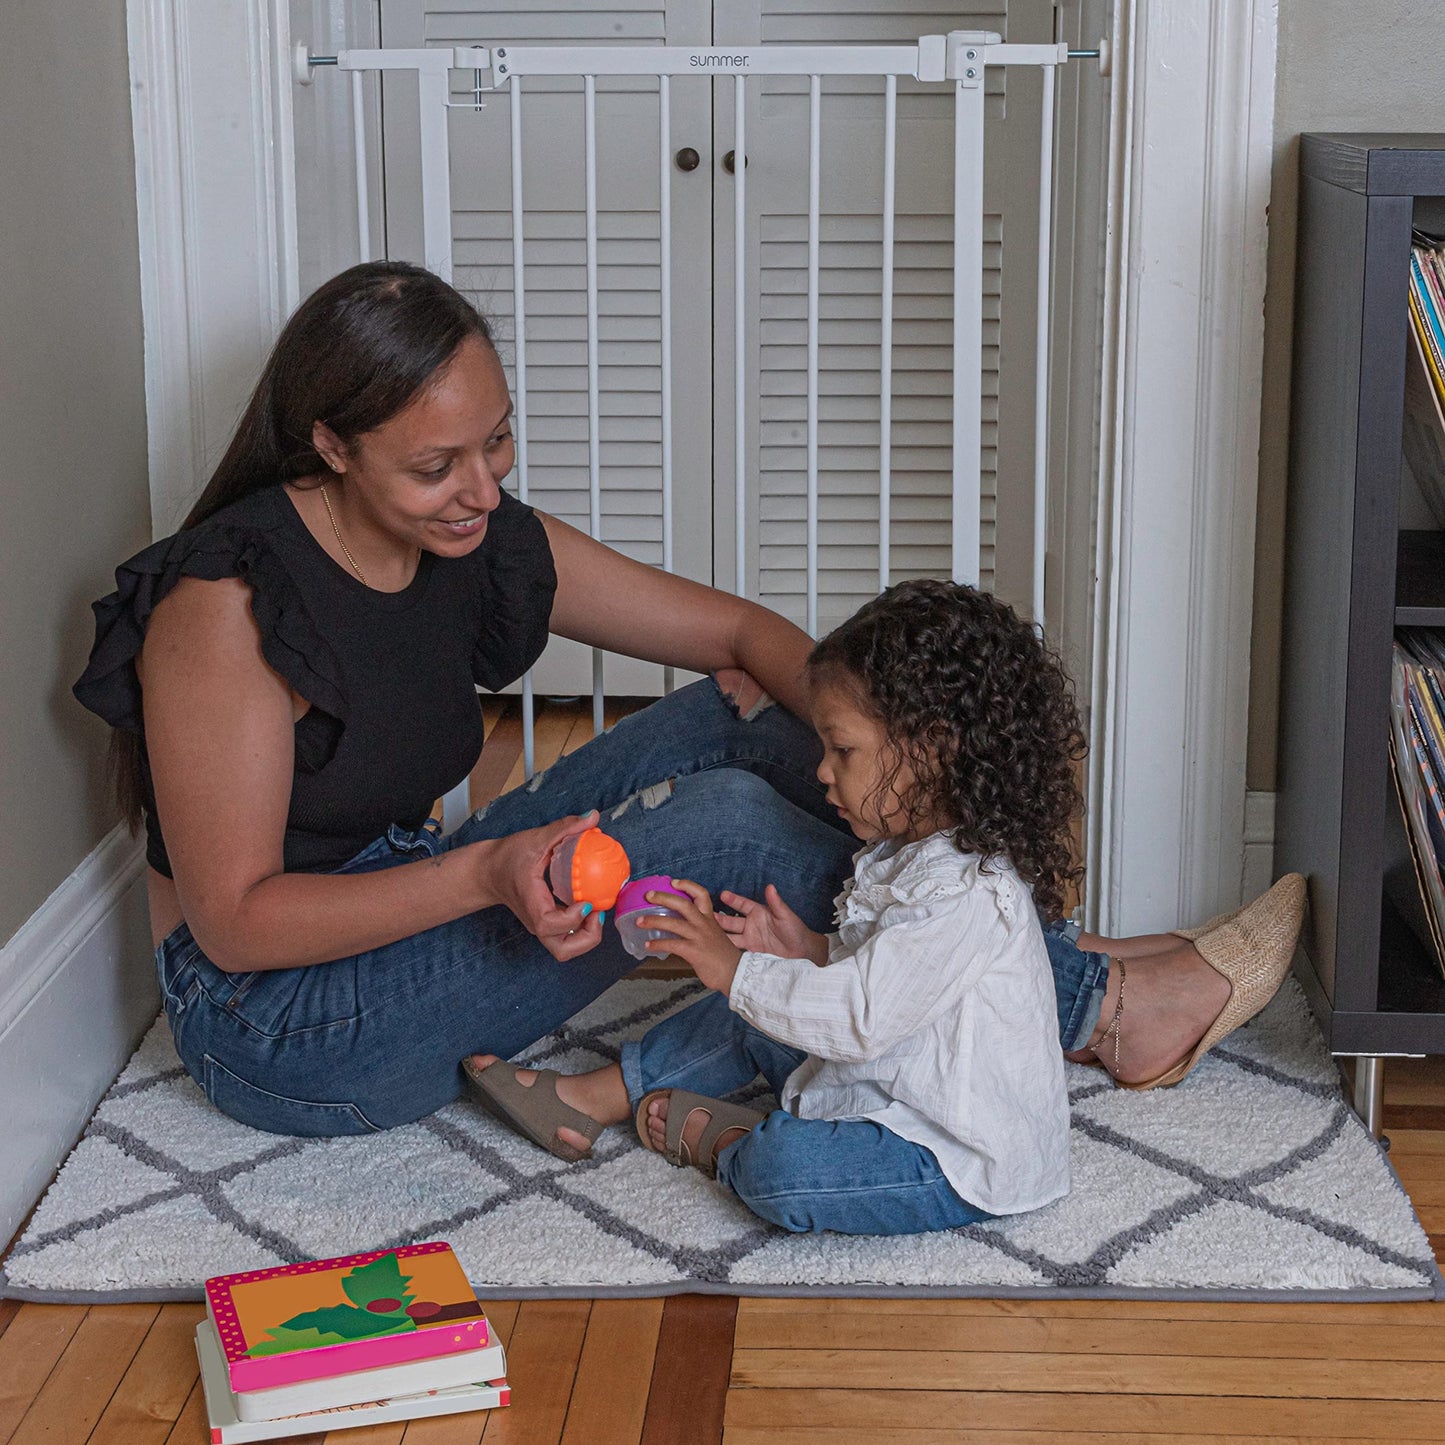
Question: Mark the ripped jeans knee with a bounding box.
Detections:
[711,667,776,723]
[608,777,676,821]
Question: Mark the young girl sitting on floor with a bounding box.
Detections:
[466,578,1086,1234]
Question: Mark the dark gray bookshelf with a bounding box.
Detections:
[1277,135,1445,1074]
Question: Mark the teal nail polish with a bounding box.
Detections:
[597,912,607,927]
[580,903,593,918]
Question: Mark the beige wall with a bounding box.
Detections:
[1250,0,1443,790]
[0,1,151,943]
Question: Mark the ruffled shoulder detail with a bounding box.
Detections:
[838,834,1024,930]
[73,494,348,749]
[466,491,558,691]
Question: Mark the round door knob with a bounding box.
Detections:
[675,147,701,172]
[722,150,748,174]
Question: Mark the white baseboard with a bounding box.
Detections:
[1242,789,1277,904]
[0,826,155,1249]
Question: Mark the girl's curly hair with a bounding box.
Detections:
[808,578,1087,920]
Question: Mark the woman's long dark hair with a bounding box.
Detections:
[808,578,1087,920]
[114,261,495,828]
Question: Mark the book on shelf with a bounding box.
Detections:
[203,1241,503,1421]
[1406,233,1445,530]
[1387,634,1445,976]
[196,1319,510,1443]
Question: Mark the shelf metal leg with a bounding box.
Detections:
[1351,1056,1384,1138]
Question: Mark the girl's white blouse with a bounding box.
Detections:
[727,831,1071,1215]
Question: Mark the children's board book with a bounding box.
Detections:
[204,1241,488,1394]
[196,1322,509,1443]
[199,1315,506,1423]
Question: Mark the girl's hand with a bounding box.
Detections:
[483,811,604,962]
[717,884,828,965]
[643,878,742,994]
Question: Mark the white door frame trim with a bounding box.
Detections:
[1087,0,1278,935]
[124,0,1279,934]
[125,0,299,539]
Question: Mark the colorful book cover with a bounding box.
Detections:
[1412,249,1445,365]
[205,1242,488,1394]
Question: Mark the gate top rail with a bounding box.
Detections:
[323,35,1068,85]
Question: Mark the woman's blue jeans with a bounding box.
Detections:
[156,677,1109,1137]
[621,991,994,1234]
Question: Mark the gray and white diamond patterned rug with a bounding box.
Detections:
[2,977,1440,1303]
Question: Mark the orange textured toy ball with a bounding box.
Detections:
[547,827,631,912]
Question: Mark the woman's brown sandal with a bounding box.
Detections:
[1118,872,1306,1091]
[462,1059,602,1162]
[633,1089,765,1179]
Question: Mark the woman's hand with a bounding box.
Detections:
[643,879,742,994]
[717,884,828,966]
[481,811,605,962]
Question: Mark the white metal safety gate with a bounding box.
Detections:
[303,33,1082,831]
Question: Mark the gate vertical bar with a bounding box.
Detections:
[733,73,747,598]
[879,73,897,594]
[806,74,821,636]
[417,64,454,281]
[584,73,605,735]
[510,76,537,778]
[1032,64,1056,628]
[950,57,985,586]
[351,71,371,261]
[659,74,676,693]
[424,63,463,825]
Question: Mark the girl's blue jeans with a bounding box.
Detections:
[157,677,1110,1141]
[622,990,995,1234]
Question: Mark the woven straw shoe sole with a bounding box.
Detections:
[1119,872,1307,1091]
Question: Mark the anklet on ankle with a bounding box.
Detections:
[1094,957,1125,1073]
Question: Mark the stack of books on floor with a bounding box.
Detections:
[1388,630,1445,975]
[195,1241,508,1442]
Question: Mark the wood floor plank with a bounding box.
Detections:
[0,1306,17,1349]
[728,1347,1445,1401]
[1384,1104,1445,1131]
[724,1431,1431,1445]
[735,1295,1445,1326]
[89,1302,205,1444]
[480,1298,590,1444]
[501,704,578,797]
[721,1386,1445,1438]
[7,1303,155,1445]
[481,1301,520,1349]
[640,1295,736,1445]
[321,1425,406,1444]
[161,1379,213,1445]
[560,1298,663,1445]
[400,1407,491,1444]
[469,701,524,812]
[0,1305,88,1445]
[1386,1127,1445,1155]
[732,1309,1445,1361]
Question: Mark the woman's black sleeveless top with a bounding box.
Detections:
[73,485,556,877]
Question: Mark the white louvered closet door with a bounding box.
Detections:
[715,0,1055,633]
[376,0,1055,688]
[378,0,714,695]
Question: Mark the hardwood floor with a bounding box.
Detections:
[3,699,1443,1444]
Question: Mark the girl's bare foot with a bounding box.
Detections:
[465,1056,630,1156]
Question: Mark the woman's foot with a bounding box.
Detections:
[463,1056,630,1158]
[1065,944,1231,1083]
[1068,874,1305,1089]
[634,1090,765,1179]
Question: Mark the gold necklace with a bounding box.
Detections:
[319,483,368,586]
